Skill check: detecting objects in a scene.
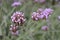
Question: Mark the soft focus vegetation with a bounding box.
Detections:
[0,0,60,40]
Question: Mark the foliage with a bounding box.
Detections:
[0,0,60,40]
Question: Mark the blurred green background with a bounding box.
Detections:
[0,0,60,40]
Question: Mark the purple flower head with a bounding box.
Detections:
[11,11,26,25]
[11,2,22,7]
[39,0,46,3]
[34,0,46,3]
[37,8,44,13]
[44,8,54,15]
[34,0,39,2]
[10,24,18,32]
[11,30,19,36]
[58,16,60,20]
[10,24,19,36]
[32,8,54,20]
[41,26,48,31]
[32,12,39,21]
[37,14,45,19]
[40,8,54,19]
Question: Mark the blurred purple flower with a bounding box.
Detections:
[32,8,54,21]
[34,0,46,3]
[58,16,60,20]
[41,8,54,19]
[37,8,53,19]
[37,8,44,13]
[37,14,45,19]
[43,8,54,15]
[11,30,19,36]
[11,2,22,7]
[39,0,46,3]
[10,24,19,36]
[34,0,39,2]
[32,12,39,21]
[41,26,48,31]
[11,11,26,25]
[10,25,18,32]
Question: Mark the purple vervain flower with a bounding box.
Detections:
[41,26,48,31]
[34,0,39,2]
[39,0,46,3]
[11,11,26,25]
[58,16,60,20]
[10,24,18,32]
[41,8,54,19]
[37,8,44,13]
[32,12,39,21]
[11,30,19,36]
[32,8,54,20]
[34,0,46,3]
[11,1,22,7]
[10,24,19,36]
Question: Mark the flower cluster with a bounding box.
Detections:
[10,11,26,36]
[58,16,60,20]
[32,12,39,21]
[10,24,19,36]
[11,11,26,25]
[41,26,48,31]
[34,0,46,3]
[32,8,54,21]
[11,1,22,7]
